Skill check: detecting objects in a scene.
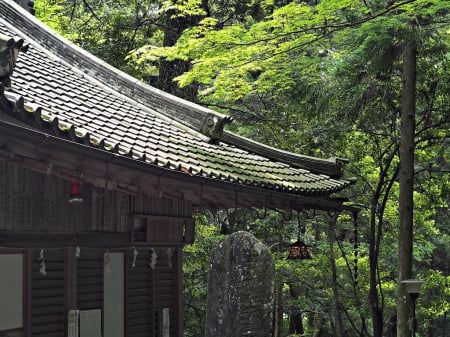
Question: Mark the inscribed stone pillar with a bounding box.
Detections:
[205,231,274,337]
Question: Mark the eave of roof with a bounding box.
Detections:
[0,84,352,197]
[0,113,358,213]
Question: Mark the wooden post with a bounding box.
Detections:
[397,35,417,337]
[65,247,77,337]
[175,247,184,337]
[24,250,32,337]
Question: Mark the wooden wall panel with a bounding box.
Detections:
[127,248,154,337]
[0,161,193,235]
[25,245,181,337]
[91,187,131,233]
[0,161,92,233]
[133,195,192,218]
[154,248,175,310]
[30,249,65,337]
[76,248,103,311]
[153,248,176,337]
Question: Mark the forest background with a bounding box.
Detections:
[32,1,449,336]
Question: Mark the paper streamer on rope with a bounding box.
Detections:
[104,251,111,275]
[76,246,81,258]
[132,247,138,269]
[149,248,158,269]
[39,248,47,276]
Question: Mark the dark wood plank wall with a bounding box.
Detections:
[0,161,92,232]
[76,248,104,311]
[132,194,192,218]
[128,248,154,337]
[20,246,180,337]
[153,247,176,337]
[91,187,130,232]
[30,249,65,337]
[154,248,175,309]
[0,161,193,235]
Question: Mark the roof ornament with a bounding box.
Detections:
[0,34,28,89]
[201,113,233,144]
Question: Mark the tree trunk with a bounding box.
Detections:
[288,309,304,335]
[369,201,384,337]
[157,1,207,100]
[397,37,417,337]
[329,214,346,337]
[274,282,283,337]
[312,312,324,337]
[288,283,304,335]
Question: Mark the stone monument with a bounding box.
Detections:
[205,231,274,337]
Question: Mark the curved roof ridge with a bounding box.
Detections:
[0,0,233,140]
[221,132,348,178]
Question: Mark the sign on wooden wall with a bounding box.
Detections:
[133,215,195,244]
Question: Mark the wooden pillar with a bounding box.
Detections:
[64,247,77,337]
[124,250,129,337]
[173,247,183,337]
[24,249,32,337]
[397,35,417,337]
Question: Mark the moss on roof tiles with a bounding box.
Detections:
[0,9,354,197]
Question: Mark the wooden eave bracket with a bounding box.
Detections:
[0,231,130,248]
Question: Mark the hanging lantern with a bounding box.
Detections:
[69,181,83,203]
[287,211,312,260]
[287,240,311,260]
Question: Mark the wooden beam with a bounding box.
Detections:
[0,232,131,248]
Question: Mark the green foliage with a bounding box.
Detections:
[160,0,207,18]
[34,0,164,79]
[183,212,225,337]
[419,270,450,334]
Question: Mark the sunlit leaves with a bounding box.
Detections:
[160,0,206,18]
[420,270,450,330]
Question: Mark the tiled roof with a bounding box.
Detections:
[0,0,354,204]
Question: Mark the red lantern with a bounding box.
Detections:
[69,181,83,203]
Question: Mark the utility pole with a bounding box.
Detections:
[397,33,417,337]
